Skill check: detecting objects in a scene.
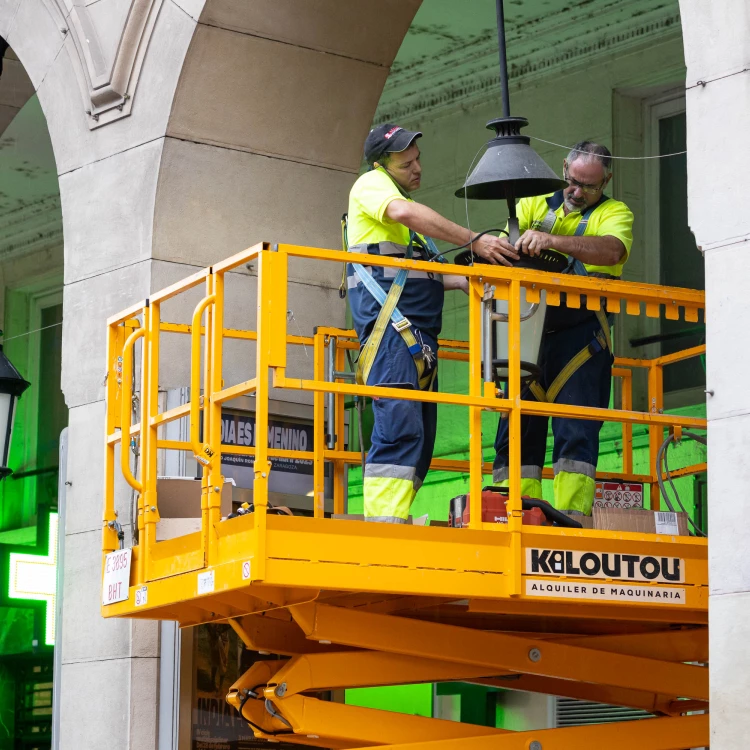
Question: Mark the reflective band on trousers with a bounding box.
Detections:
[494,477,544,501]
[363,467,415,522]
[492,465,543,483]
[554,471,595,515]
[553,457,596,480]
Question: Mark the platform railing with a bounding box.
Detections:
[103,242,706,589]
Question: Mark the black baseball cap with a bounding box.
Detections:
[364,124,422,164]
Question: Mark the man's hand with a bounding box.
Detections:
[471,234,520,266]
[515,230,553,257]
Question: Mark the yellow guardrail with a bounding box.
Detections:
[102,242,706,588]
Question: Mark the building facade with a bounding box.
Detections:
[0,0,740,747]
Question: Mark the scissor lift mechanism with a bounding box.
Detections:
[102,243,708,749]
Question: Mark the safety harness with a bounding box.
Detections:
[528,196,614,404]
[341,212,444,391]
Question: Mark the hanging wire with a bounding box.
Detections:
[287,310,309,358]
[463,142,488,262]
[530,135,687,160]
[1,321,63,342]
[453,133,688,261]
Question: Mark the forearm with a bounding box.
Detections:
[443,274,468,292]
[548,234,626,266]
[387,201,472,246]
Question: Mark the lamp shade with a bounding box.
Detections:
[0,344,30,479]
[494,290,547,381]
[456,117,567,201]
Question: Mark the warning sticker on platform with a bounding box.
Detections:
[526,579,686,605]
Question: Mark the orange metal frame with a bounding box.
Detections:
[101,243,708,749]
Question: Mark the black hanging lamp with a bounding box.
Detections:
[455,0,568,249]
[0,333,30,480]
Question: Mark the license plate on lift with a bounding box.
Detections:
[594,482,643,509]
[102,548,131,605]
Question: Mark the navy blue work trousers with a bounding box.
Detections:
[363,325,438,522]
[493,315,612,511]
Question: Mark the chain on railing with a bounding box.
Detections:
[103,243,707,590]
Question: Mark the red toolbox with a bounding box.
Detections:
[448,489,548,527]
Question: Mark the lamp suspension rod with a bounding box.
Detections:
[495,0,511,118]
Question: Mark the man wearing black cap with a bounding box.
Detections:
[346,124,517,523]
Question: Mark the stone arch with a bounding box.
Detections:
[154,0,420,270]
[0,2,422,748]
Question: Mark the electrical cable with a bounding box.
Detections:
[265,699,293,728]
[234,693,294,738]
[428,228,510,263]
[129,378,140,545]
[656,431,707,537]
[664,436,705,537]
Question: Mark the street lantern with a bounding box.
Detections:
[455,0,568,239]
[0,339,30,479]
[455,0,569,383]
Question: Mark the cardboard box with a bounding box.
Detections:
[557,510,594,529]
[593,507,689,536]
[156,477,233,542]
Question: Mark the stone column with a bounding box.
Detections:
[680,1,750,747]
[4,1,201,747]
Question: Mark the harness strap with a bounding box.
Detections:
[539,208,557,233]
[531,328,609,404]
[339,214,348,299]
[528,197,614,403]
[341,193,441,390]
[351,233,436,391]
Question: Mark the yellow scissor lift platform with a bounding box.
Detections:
[102,243,708,749]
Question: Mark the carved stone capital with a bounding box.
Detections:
[43,0,165,128]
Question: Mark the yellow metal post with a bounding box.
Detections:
[467,278,484,527]
[142,301,161,581]
[333,339,347,515]
[648,363,664,510]
[189,290,216,468]
[193,276,215,567]
[252,247,289,578]
[208,271,225,566]
[618,368,634,475]
[102,322,124,556]
[313,333,326,517]
[507,279,523,595]
[119,324,145,581]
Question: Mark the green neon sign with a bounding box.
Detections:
[8,512,58,645]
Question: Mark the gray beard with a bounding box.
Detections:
[564,197,586,213]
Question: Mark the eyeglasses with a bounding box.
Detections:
[563,167,606,196]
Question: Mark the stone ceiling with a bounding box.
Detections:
[377,0,682,122]
[0,51,61,263]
